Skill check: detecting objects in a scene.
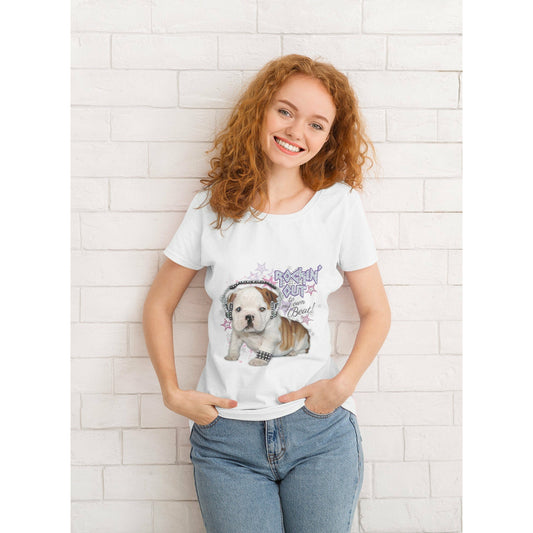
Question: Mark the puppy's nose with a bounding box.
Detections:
[245,314,254,322]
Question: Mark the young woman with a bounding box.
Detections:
[143,54,391,533]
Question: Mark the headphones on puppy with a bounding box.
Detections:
[221,280,282,321]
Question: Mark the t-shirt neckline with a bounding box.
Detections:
[251,188,324,221]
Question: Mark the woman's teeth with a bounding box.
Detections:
[275,137,302,153]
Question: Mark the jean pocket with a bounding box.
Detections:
[301,404,339,418]
[194,415,221,429]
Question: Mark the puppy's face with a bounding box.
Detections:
[228,287,278,333]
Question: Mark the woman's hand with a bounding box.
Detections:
[163,388,238,426]
[278,377,354,415]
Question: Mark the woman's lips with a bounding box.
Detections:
[274,136,305,155]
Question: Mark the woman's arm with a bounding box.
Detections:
[142,258,198,401]
[333,262,391,392]
[143,258,238,425]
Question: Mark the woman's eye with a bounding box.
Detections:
[311,123,323,131]
[278,109,291,117]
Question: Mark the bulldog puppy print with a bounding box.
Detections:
[223,283,310,366]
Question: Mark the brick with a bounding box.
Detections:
[356,392,452,425]
[71,466,103,500]
[154,502,206,533]
[374,142,462,178]
[377,250,448,285]
[129,322,209,357]
[111,108,216,142]
[114,357,161,394]
[430,461,462,497]
[104,465,197,500]
[72,392,81,429]
[81,394,139,428]
[71,70,177,106]
[71,0,151,32]
[258,0,361,33]
[71,142,148,178]
[388,36,462,70]
[71,323,128,357]
[110,179,204,211]
[71,178,108,211]
[374,462,429,497]
[283,35,385,70]
[448,250,462,285]
[387,109,437,142]
[424,179,462,212]
[71,501,152,533]
[180,71,244,108]
[149,143,212,178]
[440,321,462,354]
[71,429,121,465]
[112,34,217,69]
[453,391,462,425]
[71,33,109,69]
[400,213,462,249]
[405,426,462,460]
[218,34,281,70]
[357,426,404,461]
[349,71,458,108]
[72,251,158,286]
[387,286,462,320]
[72,214,81,250]
[363,0,462,33]
[379,355,462,391]
[362,178,423,212]
[360,497,461,532]
[438,109,462,142]
[80,212,182,250]
[379,321,439,355]
[72,288,80,321]
[123,429,176,464]
[361,109,386,142]
[71,359,113,393]
[81,287,149,322]
[366,213,399,249]
[152,0,256,33]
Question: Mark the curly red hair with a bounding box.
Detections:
[197,54,377,230]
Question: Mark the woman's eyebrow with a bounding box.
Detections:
[277,99,330,125]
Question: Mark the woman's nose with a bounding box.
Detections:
[286,121,303,140]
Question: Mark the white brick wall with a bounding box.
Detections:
[71,1,462,532]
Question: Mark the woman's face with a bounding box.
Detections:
[260,74,336,171]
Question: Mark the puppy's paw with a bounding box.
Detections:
[248,357,268,366]
[225,353,240,361]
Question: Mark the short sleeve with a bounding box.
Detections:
[337,190,378,272]
[163,191,206,270]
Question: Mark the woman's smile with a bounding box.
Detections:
[273,135,305,154]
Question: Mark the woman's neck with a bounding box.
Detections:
[263,165,307,201]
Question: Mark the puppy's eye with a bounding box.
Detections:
[235,307,241,312]
[259,307,266,312]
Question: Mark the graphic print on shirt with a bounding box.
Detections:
[219,263,322,366]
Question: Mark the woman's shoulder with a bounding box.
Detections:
[320,181,361,203]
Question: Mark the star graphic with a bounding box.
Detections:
[221,319,232,331]
[256,263,268,275]
[306,284,318,296]
[301,315,312,325]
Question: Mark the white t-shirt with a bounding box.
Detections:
[163,181,378,433]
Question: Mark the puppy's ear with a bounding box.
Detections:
[256,287,278,307]
[227,291,238,304]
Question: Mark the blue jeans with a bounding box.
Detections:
[189,405,364,533]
